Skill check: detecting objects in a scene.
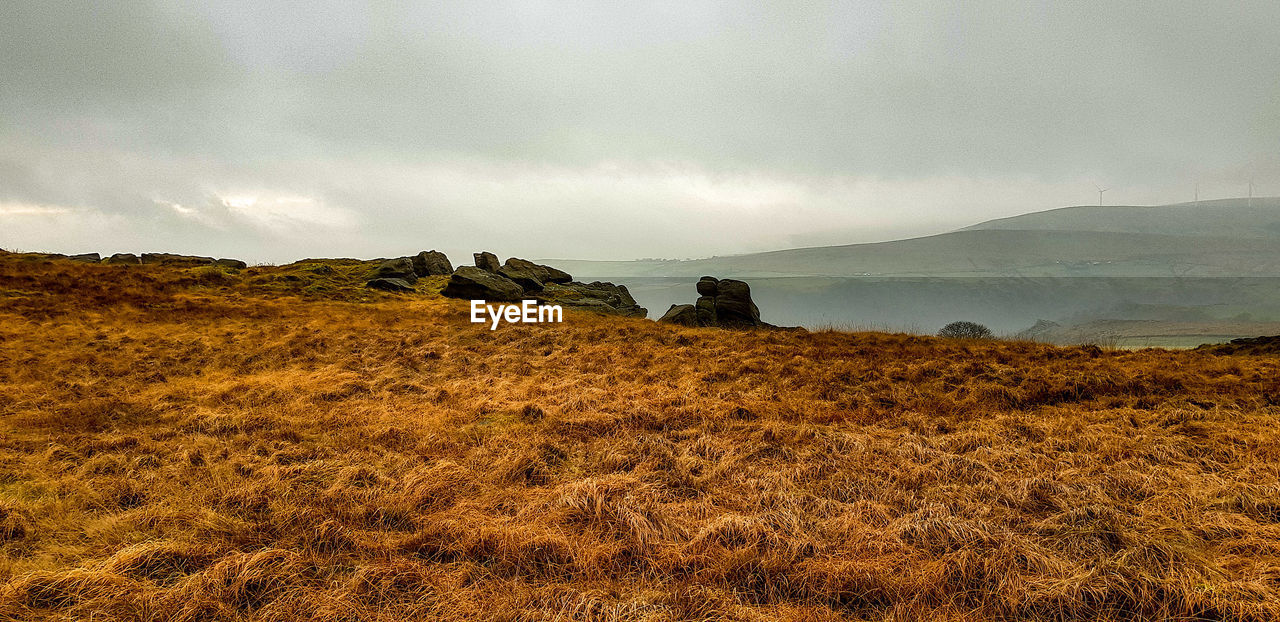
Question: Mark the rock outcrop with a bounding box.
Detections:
[370,258,418,284]
[438,252,643,316]
[542,280,646,317]
[497,258,548,292]
[658,304,699,326]
[141,253,215,266]
[696,276,718,297]
[412,250,453,276]
[367,278,416,292]
[103,253,141,265]
[711,278,761,327]
[442,266,524,301]
[659,276,764,328]
[96,253,244,267]
[539,264,573,284]
[474,251,502,273]
[213,258,248,269]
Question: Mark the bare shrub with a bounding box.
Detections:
[937,320,994,339]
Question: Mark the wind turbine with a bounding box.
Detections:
[1194,182,1200,207]
[1095,185,1110,206]
[1248,178,1254,208]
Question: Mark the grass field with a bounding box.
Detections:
[2,252,1279,621]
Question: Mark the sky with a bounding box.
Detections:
[2,1,1278,263]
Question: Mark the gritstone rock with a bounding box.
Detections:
[442,266,525,301]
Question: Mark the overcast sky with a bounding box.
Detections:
[2,1,1278,263]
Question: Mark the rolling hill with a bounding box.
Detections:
[962,197,1280,238]
[548,198,1280,278]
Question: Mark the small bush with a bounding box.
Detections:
[192,265,236,285]
[938,321,993,339]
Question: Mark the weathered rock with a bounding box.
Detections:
[501,257,573,294]
[695,295,717,326]
[712,279,761,327]
[370,257,418,284]
[498,258,549,292]
[541,265,573,284]
[497,258,574,290]
[103,253,141,265]
[367,277,416,292]
[213,258,248,269]
[505,258,547,277]
[412,250,453,276]
[68,253,101,263]
[541,281,647,317]
[141,253,214,266]
[474,251,501,273]
[442,266,524,301]
[658,304,699,326]
[696,276,719,297]
[663,275,765,328]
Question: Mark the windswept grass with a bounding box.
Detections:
[1,252,1279,620]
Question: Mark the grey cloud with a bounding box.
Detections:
[2,1,1278,262]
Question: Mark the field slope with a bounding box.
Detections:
[547,197,1280,278]
[962,197,1280,239]
[2,253,1279,621]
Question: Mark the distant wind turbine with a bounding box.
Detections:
[1248,178,1254,208]
[1095,185,1110,206]
[1194,182,1200,207]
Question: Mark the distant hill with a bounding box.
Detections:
[550,198,1280,278]
[962,197,1280,238]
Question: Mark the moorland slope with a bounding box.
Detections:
[962,197,1280,239]
[1,252,1279,621]
[547,198,1280,278]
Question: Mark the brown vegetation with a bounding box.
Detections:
[1,251,1279,621]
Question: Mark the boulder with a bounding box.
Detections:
[213,258,248,269]
[662,275,765,328]
[141,253,214,266]
[695,295,718,326]
[497,258,574,291]
[712,279,761,327]
[541,281,647,317]
[442,266,524,302]
[103,253,141,265]
[696,276,719,297]
[541,265,573,284]
[412,250,453,276]
[69,253,101,263]
[658,304,699,326]
[572,281,637,308]
[370,257,417,284]
[367,278,416,293]
[497,261,545,293]
[474,251,501,273]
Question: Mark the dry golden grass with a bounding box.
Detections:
[1,252,1279,621]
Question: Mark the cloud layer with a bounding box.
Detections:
[3,1,1278,262]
